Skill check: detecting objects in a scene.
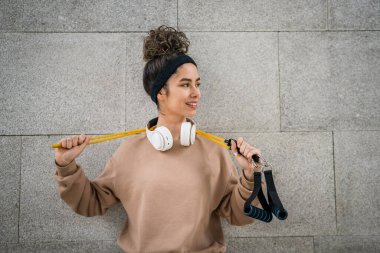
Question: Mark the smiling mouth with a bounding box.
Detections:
[185,102,197,109]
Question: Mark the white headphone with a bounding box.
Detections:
[146,117,197,151]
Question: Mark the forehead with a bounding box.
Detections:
[172,63,199,80]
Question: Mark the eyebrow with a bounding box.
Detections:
[179,77,201,82]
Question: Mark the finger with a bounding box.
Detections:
[231,140,239,157]
[84,136,90,145]
[67,137,72,149]
[247,149,256,163]
[246,145,258,157]
[81,136,90,146]
[240,141,248,154]
[59,138,65,148]
[252,149,262,163]
[77,136,88,152]
[237,137,244,148]
[231,139,237,152]
[244,146,253,159]
[78,134,84,145]
[253,148,262,159]
[72,135,79,146]
[79,134,86,144]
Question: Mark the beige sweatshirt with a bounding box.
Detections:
[54,132,266,253]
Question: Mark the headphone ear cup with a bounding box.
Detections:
[190,123,196,144]
[150,131,165,150]
[154,126,173,151]
[180,122,191,146]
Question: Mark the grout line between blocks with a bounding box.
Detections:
[17,136,22,243]
[277,32,281,132]
[1,30,380,34]
[327,0,329,31]
[125,33,127,131]
[0,130,379,138]
[177,0,178,28]
[332,131,338,234]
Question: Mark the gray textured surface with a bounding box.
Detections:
[226,237,314,253]
[19,135,126,241]
[0,0,379,252]
[0,0,23,31]
[22,0,176,32]
[280,31,380,131]
[329,0,380,30]
[0,33,126,135]
[125,32,280,132]
[0,241,124,253]
[220,132,335,237]
[178,0,327,31]
[334,131,380,235]
[0,137,21,243]
[314,235,380,253]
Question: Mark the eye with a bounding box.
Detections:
[181,83,201,87]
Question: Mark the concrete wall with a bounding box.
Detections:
[1,0,379,252]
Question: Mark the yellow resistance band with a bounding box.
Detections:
[51,128,230,150]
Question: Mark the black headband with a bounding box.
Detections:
[150,54,197,105]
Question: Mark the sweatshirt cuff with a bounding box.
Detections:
[241,170,254,190]
[55,159,78,177]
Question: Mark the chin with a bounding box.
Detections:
[189,110,197,115]
[184,111,196,118]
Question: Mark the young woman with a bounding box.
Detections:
[54,25,265,253]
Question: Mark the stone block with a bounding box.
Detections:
[314,235,380,253]
[179,0,327,31]
[280,32,380,131]
[334,131,380,235]
[0,0,23,31]
[329,0,380,30]
[218,131,336,236]
[22,0,176,32]
[19,135,127,241]
[0,33,126,135]
[0,136,21,243]
[226,237,313,253]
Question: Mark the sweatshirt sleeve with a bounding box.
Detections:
[216,151,267,226]
[53,156,120,217]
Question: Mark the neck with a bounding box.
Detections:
[156,114,188,141]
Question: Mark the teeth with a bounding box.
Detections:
[186,103,197,109]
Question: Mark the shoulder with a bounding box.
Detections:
[196,133,236,183]
[112,132,146,158]
[196,133,232,160]
[196,134,224,151]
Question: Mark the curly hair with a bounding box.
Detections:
[142,25,193,111]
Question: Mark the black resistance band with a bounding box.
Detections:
[225,139,288,223]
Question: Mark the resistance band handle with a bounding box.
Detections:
[264,170,288,220]
[243,172,272,222]
[244,204,273,223]
[243,170,288,222]
[225,139,260,163]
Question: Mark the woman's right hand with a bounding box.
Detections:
[55,134,91,167]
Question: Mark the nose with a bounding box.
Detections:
[190,85,201,98]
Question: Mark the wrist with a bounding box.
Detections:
[243,169,254,181]
[55,159,71,167]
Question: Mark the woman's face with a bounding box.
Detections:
[157,63,201,118]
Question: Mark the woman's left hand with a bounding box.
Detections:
[230,137,263,181]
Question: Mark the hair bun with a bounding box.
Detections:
[143,25,190,62]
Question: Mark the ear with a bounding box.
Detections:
[157,88,166,101]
